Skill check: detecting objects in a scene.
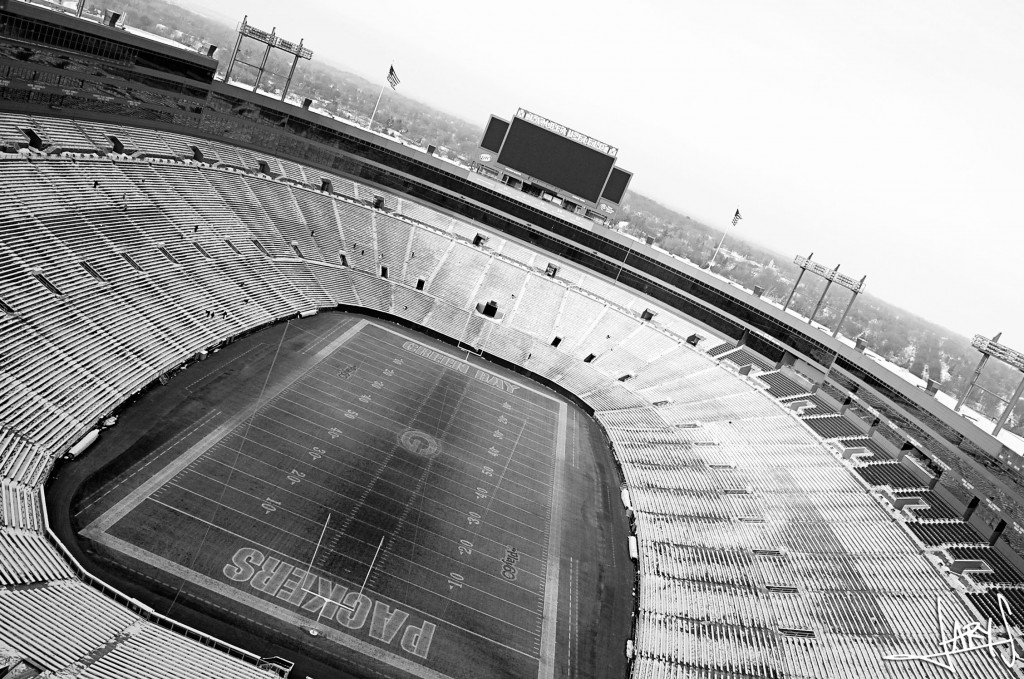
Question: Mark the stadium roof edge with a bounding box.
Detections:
[5,0,217,69]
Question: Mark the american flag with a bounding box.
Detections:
[731,209,742,227]
[387,65,400,90]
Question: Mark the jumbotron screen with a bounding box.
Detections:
[496,116,616,204]
[601,167,632,204]
[480,116,509,153]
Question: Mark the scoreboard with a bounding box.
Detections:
[477,109,632,219]
[496,115,615,204]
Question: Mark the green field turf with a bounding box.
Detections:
[72,316,629,679]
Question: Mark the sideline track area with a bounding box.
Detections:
[81,319,570,679]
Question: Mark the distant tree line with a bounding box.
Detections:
[618,192,1024,435]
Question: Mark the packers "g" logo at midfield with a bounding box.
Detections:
[399,429,440,458]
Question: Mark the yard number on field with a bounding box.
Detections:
[261,497,282,514]
[447,572,464,591]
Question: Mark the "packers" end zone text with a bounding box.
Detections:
[223,546,436,659]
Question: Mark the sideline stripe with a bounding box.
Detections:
[82,319,369,537]
[537,401,568,679]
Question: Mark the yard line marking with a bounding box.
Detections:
[157,483,547,621]
[75,409,221,517]
[136,495,543,640]
[168,315,298,615]
[194,449,552,573]
[213,429,551,539]
[91,532,535,677]
[197,452,548,566]
[266,390,553,477]
[351,323,556,406]
[303,352,560,428]
[277,376,558,464]
[253,405,551,506]
[206,429,551,541]
[280,364,555,450]
[299,318,352,354]
[81,320,369,537]
[263,392,555,488]
[84,319,582,675]
[241,406,552,511]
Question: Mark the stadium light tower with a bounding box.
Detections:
[956,333,1024,436]
[782,254,865,338]
[222,16,313,102]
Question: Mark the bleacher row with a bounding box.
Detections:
[794,375,1023,610]
[604,344,1022,677]
[0,113,1019,677]
[785,378,1014,583]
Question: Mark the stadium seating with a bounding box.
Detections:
[0,529,75,585]
[0,111,1019,679]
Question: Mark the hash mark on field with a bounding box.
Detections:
[275,378,558,467]
[207,434,550,547]
[250,404,552,513]
[165,467,552,606]
[260,395,553,498]
[312,338,560,425]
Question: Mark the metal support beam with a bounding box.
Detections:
[782,252,811,312]
[253,30,275,93]
[956,331,1001,412]
[808,264,838,325]
[993,374,1024,437]
[281,40,304,101]
[222,15,247,83]
[832,276,866,338]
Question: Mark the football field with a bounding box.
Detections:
[81,319,571,679]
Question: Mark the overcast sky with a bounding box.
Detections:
[177,0,1024,346]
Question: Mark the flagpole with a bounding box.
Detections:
[368,81,386,130]
[707,209,740,269]
[708,229,729,268]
